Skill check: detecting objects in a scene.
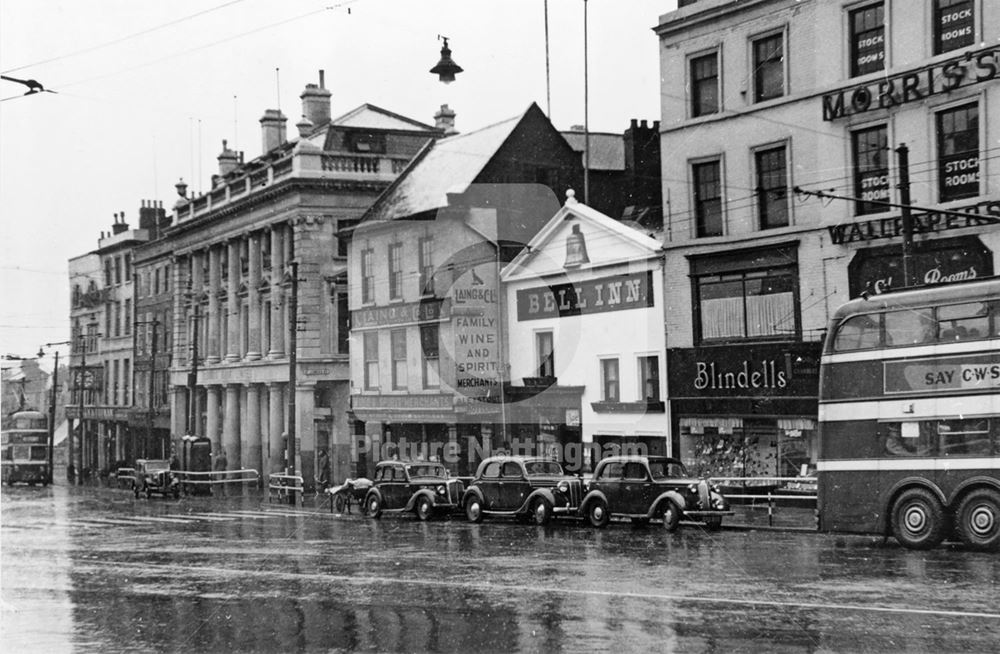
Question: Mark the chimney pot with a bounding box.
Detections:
[300,71,332,126]
[259,109,288,154]
[640,119,648,128]
[434,104,457,135]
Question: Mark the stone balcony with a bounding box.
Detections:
[174,150,411,223]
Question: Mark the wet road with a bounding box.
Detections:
[3,484,998,653]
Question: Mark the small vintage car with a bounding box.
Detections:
[581,456,731,531]
[132,459,180,499]
[462,456,583,525]
[363,460,465,521]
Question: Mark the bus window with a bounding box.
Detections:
[938,419,993,456]
[937,302,989,341]
[833,313,882,351]
[882,422,934,457]
[29,446,48,461]
[1,448,10,461]
[884,308,936,346]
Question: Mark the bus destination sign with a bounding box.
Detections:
[884,353,1000,394]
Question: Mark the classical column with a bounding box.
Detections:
[170,386,187,438]
[247,232,262,360]
[267,383,285,474]
[223,384,240,468]
[245,384,262,476]
[225,239,240,362]
[205,385,221,454]
[268,226,285,358]
[207,246,222,364]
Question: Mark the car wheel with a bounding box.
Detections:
[465,496,483,523]
[415,495,433,522]
[704,516,723,531]
[662,500,680,532]
[365,493,382,519]
[530,497,552,526]
[334,494,347,514]
[954,489,1000,552]
[587,499,609,528]
[891,488,947,550]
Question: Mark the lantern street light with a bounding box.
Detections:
[430,36,463,84]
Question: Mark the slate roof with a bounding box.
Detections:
[330,103,439,132]
[361,110,527,223]
[560,131,625,171]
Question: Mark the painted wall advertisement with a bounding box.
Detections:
[450,260,501,398]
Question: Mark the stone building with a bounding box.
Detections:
[164,72,441,487]
[66,211,150,478]
[654,0,1000,476]
[347,102,582,477]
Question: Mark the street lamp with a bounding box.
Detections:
[38,341,71,484]
[429,36,463,84]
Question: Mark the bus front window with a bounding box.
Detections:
[834,313,881,351]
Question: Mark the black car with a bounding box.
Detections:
[581,456,731,531]
[363,460,465,521]
[133,459,180,499]
[462,456,583,525]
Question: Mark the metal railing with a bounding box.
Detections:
[708,476,818,528]
[267,473,304,504]
[175,469,260,488]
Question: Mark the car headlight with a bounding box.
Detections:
[436,485,446,496]
[557,480,569,494]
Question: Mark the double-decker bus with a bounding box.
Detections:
[1,409,52,486]
[817,277,999,550]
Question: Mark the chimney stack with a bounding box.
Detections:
[217,139,240,177]
[111,211,129,235]
[434,104,457,135]
[259,109,288,154]
[300,70,331,127]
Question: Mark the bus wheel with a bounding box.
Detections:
[955,489,1000,552]
[891,488,947,550]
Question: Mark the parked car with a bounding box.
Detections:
[363,460,465,521]
[581,456,731,531]
[462,456,583,525]
[133,459,180,499]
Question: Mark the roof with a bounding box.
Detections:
[561,131,625,171]
[330,103,439,132]
[502,194,663,281]
[361,110,527,223]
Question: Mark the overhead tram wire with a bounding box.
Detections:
[34,1,362,94]
[1,0,250,75]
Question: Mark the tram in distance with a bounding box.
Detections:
[817,277,1000,551]
[1,409,52,486]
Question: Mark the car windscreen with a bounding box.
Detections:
[524,461,564,476]
[648,460,688,480]
[145,462,169,472]
[407,465,446,478]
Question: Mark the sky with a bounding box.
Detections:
[0,0,673,366]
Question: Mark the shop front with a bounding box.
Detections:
[847,235,993,297]
[667,342,821,480]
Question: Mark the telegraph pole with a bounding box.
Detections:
[896,143,915,288]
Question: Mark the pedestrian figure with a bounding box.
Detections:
[214,448,228,496]
[316,449,330,494]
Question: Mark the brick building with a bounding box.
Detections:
[655,0,1000,476]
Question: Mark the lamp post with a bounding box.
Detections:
[38,341,71,484]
